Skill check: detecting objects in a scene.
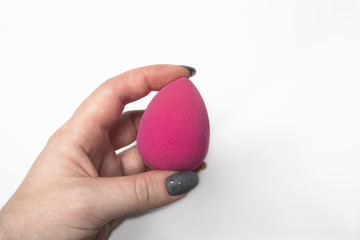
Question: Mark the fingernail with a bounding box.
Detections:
[179,65,196,77]
[165,171,199,196]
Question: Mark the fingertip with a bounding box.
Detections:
[178,65,196,78]
[165,171,199,196]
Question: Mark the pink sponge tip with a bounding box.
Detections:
[137,77,210,171]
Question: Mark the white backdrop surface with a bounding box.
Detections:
[1,1,360,239]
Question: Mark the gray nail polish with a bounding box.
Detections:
[165,171,199,196]
[179,65,196,77]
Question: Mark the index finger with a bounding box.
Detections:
[70,64,193,132]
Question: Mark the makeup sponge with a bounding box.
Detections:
[137,77,210,171]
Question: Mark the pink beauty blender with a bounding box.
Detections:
[137,77,210,171]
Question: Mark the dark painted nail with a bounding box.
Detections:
[165,171,199,196]
[179,65,196,77]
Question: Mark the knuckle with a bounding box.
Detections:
[134,174,154,209]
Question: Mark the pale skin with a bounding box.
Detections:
[0,65,196,239]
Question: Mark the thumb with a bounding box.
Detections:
[93,170,199,220]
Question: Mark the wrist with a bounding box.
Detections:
[0,207,24,240]
[0,210,10,240]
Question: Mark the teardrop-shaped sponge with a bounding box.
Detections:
[137,77,210,171]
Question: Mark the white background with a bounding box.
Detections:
[1,0,360,239]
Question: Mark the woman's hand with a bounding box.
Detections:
[0,64,199,240]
